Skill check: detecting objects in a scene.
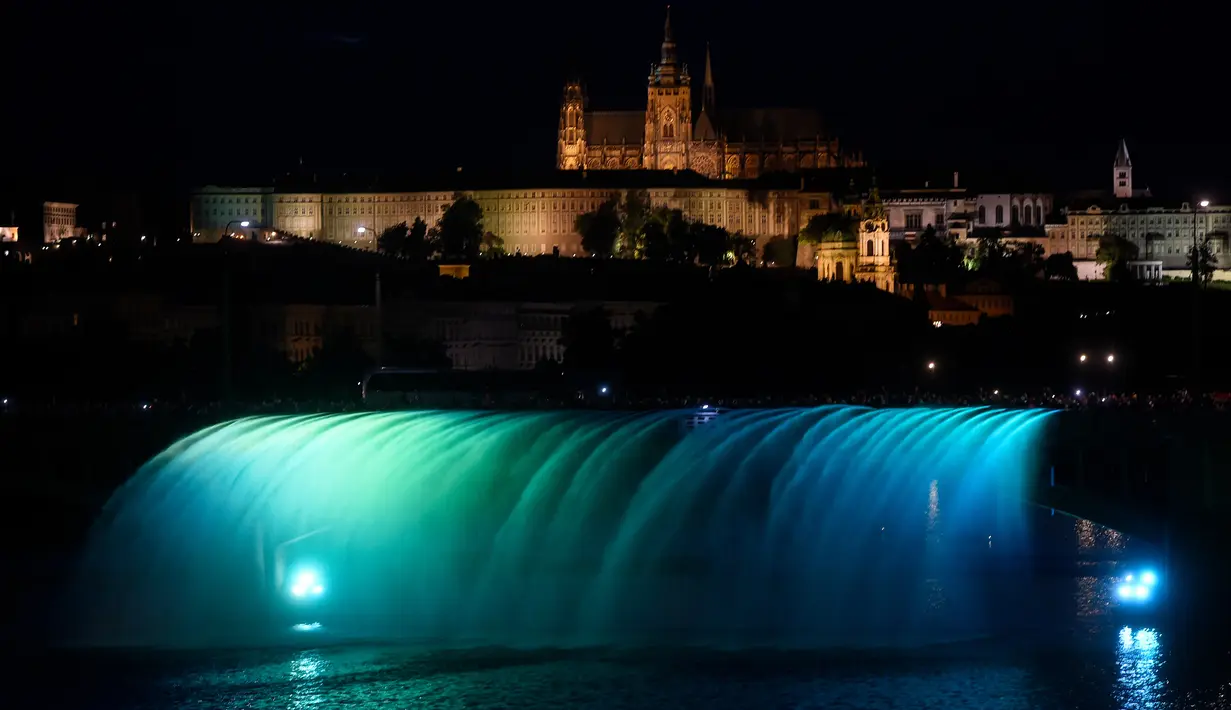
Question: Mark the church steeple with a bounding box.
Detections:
[695,42,719,141]
[1113,138,1133,198]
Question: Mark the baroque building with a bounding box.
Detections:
[556,9,862,179]
[810,184,894,292]
[1045,140,1231,279]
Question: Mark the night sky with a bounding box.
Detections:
[7,0,1229,232]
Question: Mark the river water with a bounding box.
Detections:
[13,516,1230,709]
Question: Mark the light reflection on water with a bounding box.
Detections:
[289,650,328,709]
[1116,627,1163,709]
[1074,576,1108,618]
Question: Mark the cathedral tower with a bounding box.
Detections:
[558,82,586,170]
[645,7,691,170]
[1113,138,1132,199]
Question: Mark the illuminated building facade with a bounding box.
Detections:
[192,174,833,259]
[43,201,79,243]
[1046,140,1231,279]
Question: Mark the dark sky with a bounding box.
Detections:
[7,0,1230,230]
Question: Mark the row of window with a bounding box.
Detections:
[975,204,1046,226]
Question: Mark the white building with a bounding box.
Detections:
[43,201,79,243]
[973,193,1052,229]
[1047,140,1231,279]
[880,170,1054,244]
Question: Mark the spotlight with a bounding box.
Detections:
[289,568,326,599]
[1079,353,1088,363]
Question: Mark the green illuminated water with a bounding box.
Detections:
[70,407,1055,648]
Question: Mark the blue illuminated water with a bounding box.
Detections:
[68,406,1058,649]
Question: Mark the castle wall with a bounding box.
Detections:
[191,185,813,257]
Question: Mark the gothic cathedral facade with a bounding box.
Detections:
[557,9,863,179]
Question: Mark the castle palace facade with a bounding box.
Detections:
[557,9,863,179]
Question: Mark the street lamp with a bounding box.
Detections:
[222,219,251,239]
[356,225,377,248]
[1192,200,1210,285]
[1191,199,1210,394]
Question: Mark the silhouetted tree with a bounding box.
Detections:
[1043,252,1079,280]
[896,226,965,293]
[727,232,757,264]
[1095,234,1139,282]
[377,221,409,256]
[663,208,694,262]
[431,193,484,261]
[1187,237,1219,286]
[481,232,506,257]
[762,235,797,266]
[618,189,651,257]
[640,210,670,261]
[798,212,858,246]
[691,222,731,267]
[405,217,435,260]
[575,197,621,257]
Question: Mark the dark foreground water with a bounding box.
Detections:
[12,562,1231,710]
[9,624,1231,710]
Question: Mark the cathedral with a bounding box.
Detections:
[556,9,863,179]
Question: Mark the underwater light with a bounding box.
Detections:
[1116,569,1159,604]
[289,568,326,598]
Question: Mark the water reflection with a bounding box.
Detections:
[926,479,939,536]
[924,578,947,612]
[1076,518,1127,552]
[288,650,329,709]
[1115,626,1163,708]
[1073,576,1106,618]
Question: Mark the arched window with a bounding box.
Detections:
[1034,205,1042,224]
[835,261,844,281]
[995,205,1004,224]
[1011,205,1019,224]
[866,239,874,257]
[661,109,675,139]
[978,205,986,224]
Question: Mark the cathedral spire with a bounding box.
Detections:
[703,43,715,113]
[657,5,678,75]
[651,6,685,87]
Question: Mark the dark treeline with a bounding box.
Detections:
[2,238,1231,405]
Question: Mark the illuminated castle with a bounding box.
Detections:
[557,8,863,178]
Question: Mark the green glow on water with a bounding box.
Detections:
[71,407,1056,648]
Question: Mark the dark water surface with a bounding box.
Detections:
[9,623,1230,710]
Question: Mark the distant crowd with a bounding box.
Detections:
[3,388,1227,419]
